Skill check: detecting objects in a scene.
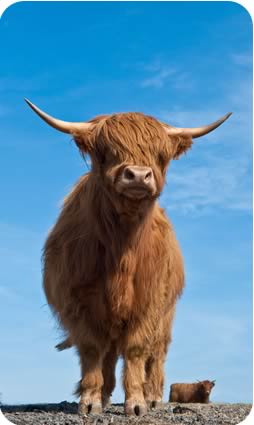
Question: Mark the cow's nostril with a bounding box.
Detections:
[124,169,135,180]
[145,170,152,181]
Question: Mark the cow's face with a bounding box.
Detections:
[75,113,192,204]
[200,380,215,395]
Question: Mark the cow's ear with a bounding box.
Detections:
[73,129,96,154]
[170,134,193,159]
[73,115,109,154]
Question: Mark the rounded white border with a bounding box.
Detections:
[0,1,252,425]
[0,409,15,424]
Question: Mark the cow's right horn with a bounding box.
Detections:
[25,99,93,134]
[164,112,232,139]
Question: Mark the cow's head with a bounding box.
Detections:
[199,380,216,395]
[25,99,231,206]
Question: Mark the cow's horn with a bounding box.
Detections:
[25,99,92,134]
[164,112,232,139]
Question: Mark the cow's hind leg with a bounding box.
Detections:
[102,342,118,407]
[77,342,107,415]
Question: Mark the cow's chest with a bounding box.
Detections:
[104,243,161,323]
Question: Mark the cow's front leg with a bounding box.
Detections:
[78,344,106,415]
[144,308,175,409]
[123,346,147,416]
[144,354,164,408]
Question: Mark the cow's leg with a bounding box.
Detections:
[123,345,147,416]
[143,348,166,408]
[102,342,118,407]
[78,343,107,415]
[144,309,175,408]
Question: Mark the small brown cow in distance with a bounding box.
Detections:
[170,380,216,403]
[25,98,231,416]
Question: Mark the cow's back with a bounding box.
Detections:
[170,383,199,403]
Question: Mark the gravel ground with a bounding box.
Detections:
[1,401,252,425]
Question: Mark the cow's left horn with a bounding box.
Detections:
[164,112,232,139]
[25,99,92,134]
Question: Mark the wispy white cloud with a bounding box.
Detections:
[139,58,193,90]
[231,52,252,67]
[162,156,251,215]
[141,68,177,88]
[228,78,252,115]
[160,107,251,214]
[158,54,252,216]
[0,285,18,300]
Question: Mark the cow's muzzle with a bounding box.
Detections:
[117,165,156,199]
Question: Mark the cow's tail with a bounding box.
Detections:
[55,337,72,351]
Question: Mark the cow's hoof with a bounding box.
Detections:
[102,395,111,408]
[79,402,102,415]
[125,401,147,416]
[147,400,164,409]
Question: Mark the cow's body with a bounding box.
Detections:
[44,172,184,411]
[169,381,215,403]
[25,99,230,416]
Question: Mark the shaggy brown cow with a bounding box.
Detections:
[169,380,216,403]
[25,98,231,416]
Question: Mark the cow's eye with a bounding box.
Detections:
[158,152,167,168]
[97,153,105,166]
[95,147,107,166]
[106,149,120,165]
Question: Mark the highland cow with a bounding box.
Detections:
[25,98,231,416]
[169,380,216,403]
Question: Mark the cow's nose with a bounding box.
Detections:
[122,166,154,185]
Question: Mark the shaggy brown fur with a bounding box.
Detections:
[169,380,216,403]
[43,112,194,416]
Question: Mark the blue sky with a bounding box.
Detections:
[0,1,252,405]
